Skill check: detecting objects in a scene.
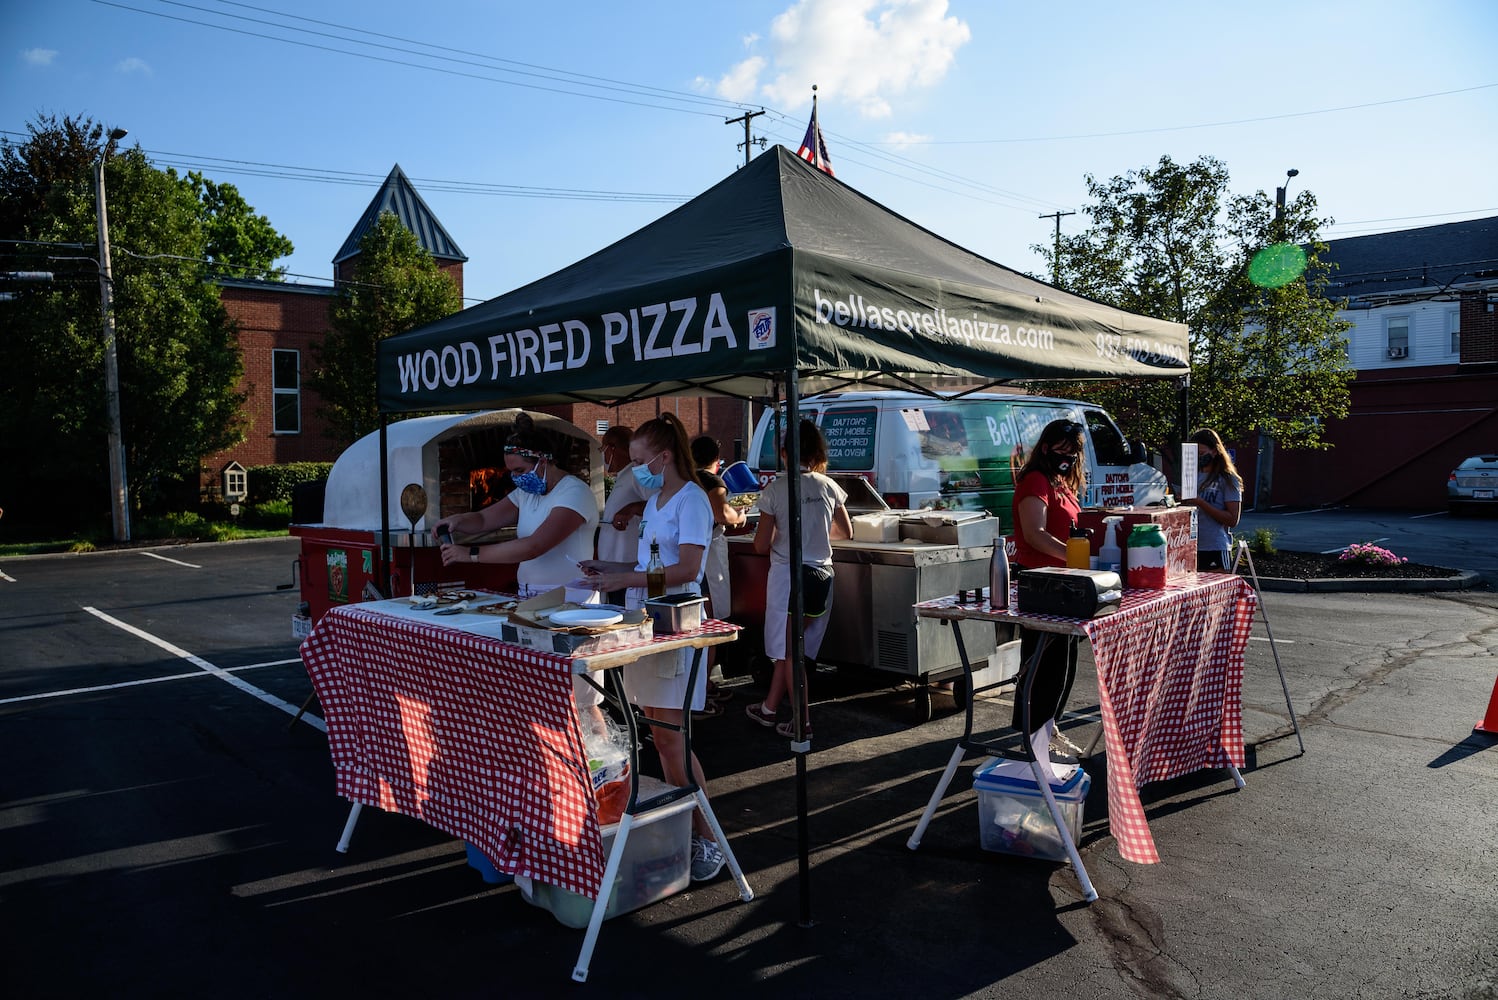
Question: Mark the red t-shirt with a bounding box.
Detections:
[1011,469,1080,568]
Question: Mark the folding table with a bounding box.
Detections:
[906,573,1258,901]
[298,595,753,983]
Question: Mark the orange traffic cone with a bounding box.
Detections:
[1477,674,1498,736]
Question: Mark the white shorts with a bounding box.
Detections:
[764,561,834,662]
[619,582,707,711]
[621,648,708,712]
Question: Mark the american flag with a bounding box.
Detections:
[796,97,834,176]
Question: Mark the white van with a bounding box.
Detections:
[748,390,1167,529]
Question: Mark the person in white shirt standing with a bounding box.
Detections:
[579,413,727,882]
[745,419,851,740]
[434,412,602,712]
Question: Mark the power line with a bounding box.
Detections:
[94,0,752,119]
[870,82,1498,145]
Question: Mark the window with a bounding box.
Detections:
[1083,410,1132,466]
[224,465,247,500]
[1449,309,1461,355]
[1385,315,1410,358]
[272,349,300,434]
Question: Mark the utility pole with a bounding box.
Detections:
[1254,168,1299,512]
[1038,210,1075,285]
[96,126,131,542]
[725,109,767,167]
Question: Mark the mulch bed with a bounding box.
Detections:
[1239,549,1459,580]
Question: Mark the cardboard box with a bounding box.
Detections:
[499,587,654,655]
[973,757,1090,862]
[852,513,900,542]
[1076,506,1196,581]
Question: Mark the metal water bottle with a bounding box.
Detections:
[989,539,1010,610]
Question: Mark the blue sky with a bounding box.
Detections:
[4,0,1495,303]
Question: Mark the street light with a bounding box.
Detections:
[96,126,130,542]
[1275,168,1299,225]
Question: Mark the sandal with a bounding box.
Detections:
[707,685,734,705]
[775,720,812,740]
[692,699,725,719]
[745,702,778,728]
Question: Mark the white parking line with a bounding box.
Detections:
[1409,511,1448,519]
[0,569,14,582]
[0,658,305,706]
[142,551,201,568]
[74,607,324,731]
[1249,636,1294,644]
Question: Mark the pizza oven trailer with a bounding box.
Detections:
[290,409,602,634]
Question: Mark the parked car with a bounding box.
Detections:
[1448,454,1498,514]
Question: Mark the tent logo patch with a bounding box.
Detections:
[748,308,776,351]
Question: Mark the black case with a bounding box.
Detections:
[1016,567,1123,619]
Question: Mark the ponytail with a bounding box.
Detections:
[634,413,697,482]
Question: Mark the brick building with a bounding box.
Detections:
[1245,216,1498,509]
[203,165,747,502]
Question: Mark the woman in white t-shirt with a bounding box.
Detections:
[434,413,603,706]
[745,419,851,740]
[578,413,726,883]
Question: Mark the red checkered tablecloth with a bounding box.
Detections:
[299,604,604,898]
[917,573,1258,864]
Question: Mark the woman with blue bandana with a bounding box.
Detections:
[434,412,599,596]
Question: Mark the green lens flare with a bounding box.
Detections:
[1248,243,1307,288]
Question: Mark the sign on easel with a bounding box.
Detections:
[1178,444,1198,500]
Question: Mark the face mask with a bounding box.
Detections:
[1050,452,1075,476]
[631,453,665,493]
[511,459,549,496]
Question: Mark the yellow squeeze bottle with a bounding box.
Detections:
[1066,526,1092,570]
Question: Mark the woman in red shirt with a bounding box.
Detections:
[1011,419,1087,755]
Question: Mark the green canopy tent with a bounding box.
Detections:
[375,145,1188,921]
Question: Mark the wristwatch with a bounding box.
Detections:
[469,546,480,563]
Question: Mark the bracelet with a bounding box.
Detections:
[469,546,480,563]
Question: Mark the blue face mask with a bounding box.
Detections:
[511,459,549,496]
[631,453,665,493]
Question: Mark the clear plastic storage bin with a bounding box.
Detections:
[973,757,1090,862]
[518,775,694,928]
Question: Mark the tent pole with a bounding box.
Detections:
[781,369,815,928]
[378,415,391,597]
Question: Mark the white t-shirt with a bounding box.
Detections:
[757,471,847,567]
[511,475,599,590]
[598,465,650,564]
[636,481,713,584]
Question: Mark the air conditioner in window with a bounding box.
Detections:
[1387,346,1408,359]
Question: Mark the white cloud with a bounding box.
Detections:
[22,48,58,66]
[715,54,766,103]
[883,130,931,150]
[715,0,970,119]
[116,56,152,76]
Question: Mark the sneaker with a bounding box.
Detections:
[745,701,778,728]
[690,837,726,882]
[775,719,812,740]
[1049,729,1087,757]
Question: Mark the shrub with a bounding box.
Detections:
[246,500,292,529]
[1338,542,1407,567]
[247,462,333,504]
[1235,526,1278,556]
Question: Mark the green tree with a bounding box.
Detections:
[1033,154,1352,457]
[184,171,295,280]
[312,211,463,443]
[0,114,292,525]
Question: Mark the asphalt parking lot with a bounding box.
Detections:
[2,524,1496,999]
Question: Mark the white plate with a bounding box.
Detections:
[548,608,624,628]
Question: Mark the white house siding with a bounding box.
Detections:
[1340,298,1463,370]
